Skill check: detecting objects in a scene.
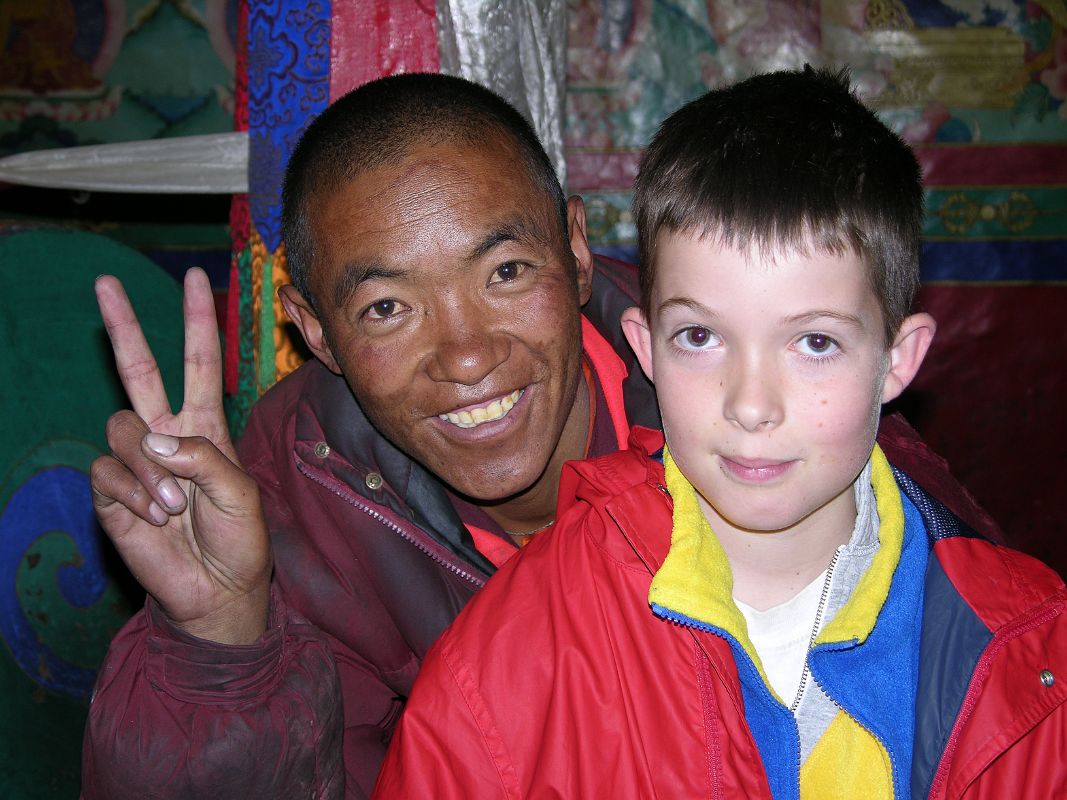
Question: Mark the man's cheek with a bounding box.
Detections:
[345,345,412,413]
[348,340,403,377]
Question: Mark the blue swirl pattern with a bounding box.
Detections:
[248,0,332,251]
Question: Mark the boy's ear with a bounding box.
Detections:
[567,195,594,306]
[881,312,937,404]
[278,285,343,375]
[621,306,654,383]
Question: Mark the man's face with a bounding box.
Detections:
[625,230,905,543]
[293,138,593,503]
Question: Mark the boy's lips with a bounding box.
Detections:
[720,455,796,482]
[438,389,524,429]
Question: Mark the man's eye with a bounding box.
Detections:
[674,326,718,350]
[489,262,524,284]
[364,299,398,320]
[796,333,840,357]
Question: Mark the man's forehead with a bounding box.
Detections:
[313,137,543,216]
[359,131,531,187]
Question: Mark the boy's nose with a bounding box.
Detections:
[723,358,783,432]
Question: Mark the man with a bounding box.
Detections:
[81,73,998,800]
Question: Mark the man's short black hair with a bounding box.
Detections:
[282,72,567,310]
[632,66,924,344]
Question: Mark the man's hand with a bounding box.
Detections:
[90,268,271,645]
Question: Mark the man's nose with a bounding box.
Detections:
[723,355,783,433]
[423,307,510,386]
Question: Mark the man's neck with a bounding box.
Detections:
[478,367,592,536]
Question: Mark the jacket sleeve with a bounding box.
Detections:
[233,379,421,798]
[372,638,512,800]
[81,589,345,800]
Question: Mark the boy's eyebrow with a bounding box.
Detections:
[334,263,407,308]
[656,301,868,331]
[656,296,717,316]
[785,310,866,328]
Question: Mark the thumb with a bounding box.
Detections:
[143,432,257,517]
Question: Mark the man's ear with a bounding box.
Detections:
[567,195,594,305]
[881,312,937,404]
[278,284,342,375]
[621,306,654,383]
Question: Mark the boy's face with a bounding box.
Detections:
[623,229,933,542]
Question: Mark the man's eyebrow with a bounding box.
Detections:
[469,218,553,261]
[333,263,407,309]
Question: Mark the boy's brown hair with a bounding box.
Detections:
[632,66,924,345]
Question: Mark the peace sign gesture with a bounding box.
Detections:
[90,268,271,644]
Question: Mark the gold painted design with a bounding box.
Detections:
[934,191,1038,234]
[939,193,979,234]
[824,0,1028,109]
[1000,192,1039,233]
[865,0,914,31]
[867,27,1026,108]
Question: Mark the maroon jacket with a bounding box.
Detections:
[81,257,1001,799]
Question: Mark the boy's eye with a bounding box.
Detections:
[489,262,524,284]
[674,326,719,350]
[796,333,840,357]
[364,299,401,320]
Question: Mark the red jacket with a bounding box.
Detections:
[81,253,1004,799]
[375,428,1066,799]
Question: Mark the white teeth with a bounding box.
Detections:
[440,389,522,429]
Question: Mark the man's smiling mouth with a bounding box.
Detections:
[439,389,523,429]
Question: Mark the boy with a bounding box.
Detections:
[372,68,1067,798]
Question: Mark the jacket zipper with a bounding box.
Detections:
[298,463,486,588]
[693,642,724,798]
[928,602,1062,798]
[655,606,802,799]
[806,667,901,796]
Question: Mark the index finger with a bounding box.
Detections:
[96,274,172,424]
[179,267,225,426]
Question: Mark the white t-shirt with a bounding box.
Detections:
[735,568,829,707]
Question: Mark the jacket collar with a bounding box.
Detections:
[646,444,906,690]
[293,359,497,574]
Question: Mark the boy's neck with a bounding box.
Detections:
[700,488,858,611]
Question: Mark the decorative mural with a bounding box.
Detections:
[0,0,237,152]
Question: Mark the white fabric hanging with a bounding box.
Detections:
[0,131,248,194]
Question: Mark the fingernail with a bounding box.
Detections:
[147,502,169,525]
[145,433,179,456]
[157,479,185,511]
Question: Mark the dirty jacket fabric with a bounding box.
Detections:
[375,427,1066,800]
[81,252,1003,800]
